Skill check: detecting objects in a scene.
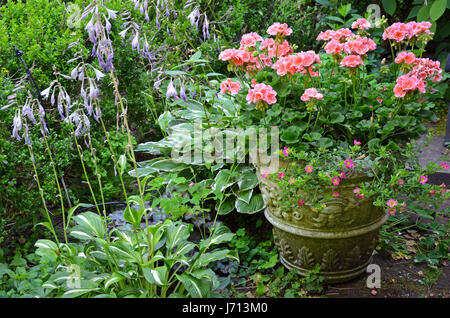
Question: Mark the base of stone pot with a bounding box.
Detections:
[265,208,389,284]
[279,253,372,284]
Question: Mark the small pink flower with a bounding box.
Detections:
[311,207,318,213]
[376,97,383,103]
[419,175,428,184]
[387,208,396,215]
[344,159,355,168]
[278,172,285,180]
[305,165,314,173]
[332,191,339,197]
[353,187,361,194]
[398,179,404,186]
[441,162,449,170]
[298,199,305,206]
[289,178,295,184]
[354,140,361,146]
[262,171,270,179]
[282,147,290,157]
[358,194,365,199]
[429,190,437,196]
[339,172,347,179]
[189,182,195,188]
[267,22,293,37]
[352,18,371,30]
[331,177,340,186]
[386,199,398,208]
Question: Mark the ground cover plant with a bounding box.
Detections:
[0,0,448,299]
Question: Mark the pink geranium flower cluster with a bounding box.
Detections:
[300,88,323,102]
[382,21,432,43]
[409,58,443,82]
[272,51,321,76]
[395,51,416,64]
[246,83,277,105]
[267,22,293,37]
[239,32,263,48]
[351,18,371,30]
[340,55,364,68]
[316,28,355,42]
[220,78,241,95]
[343,36,376,55]
[394,73,426,98]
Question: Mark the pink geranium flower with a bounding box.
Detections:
[220,78,241,95]
[300,88,323,102]
[267,22,293,36]
[240,32,263,48]
[395,51,416,64]
[340,55,364,68]
[352,18,371,30]
[246,83,277,105]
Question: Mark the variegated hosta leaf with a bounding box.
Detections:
[143,266,168,286]
[176,272,212,298]
[195,249,230,268]
[165,222,192,250]
[199,223,234,251]
[71,212,106,239]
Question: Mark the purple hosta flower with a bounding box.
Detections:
[38,104,49,136]
[145,10,149,22]
[132,32,140,52]
[104,16,112,34]
[166,79,177,99]
[92,67,105,81]
[12,109,22,140]
[180,84,187,103]
[156,15,161,29]
[166,25,171,36]
[165,6,170,18]
[93,104,102,122]
[105,7,117,20]
[23,123,31,145]
[50,90,55,105]
[119,28,128,39]
[71,66,79,80]
[202,14,210,41]
[188,7,200,29]
[190,88,196,99]
[22,101,36,125]
[184,0,194,9]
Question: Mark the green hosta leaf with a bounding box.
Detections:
[176,272,211,298]
[213,169,235,192]
[217,196,236,215]
[165,222,191,250]
[430,0,447,20]
[196,249,231,267]
[235,193,265,214]
[237,171,259,191]
[72,212,106,239]
[199,223,235,251]
[382,0,397,16]
[123,206,144,227]
[143,266,168,286]
[237,189,253,204]
[165,70,187,76]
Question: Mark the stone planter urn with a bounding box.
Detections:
[255,157,388,283]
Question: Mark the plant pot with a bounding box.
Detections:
[255,157,388,283]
